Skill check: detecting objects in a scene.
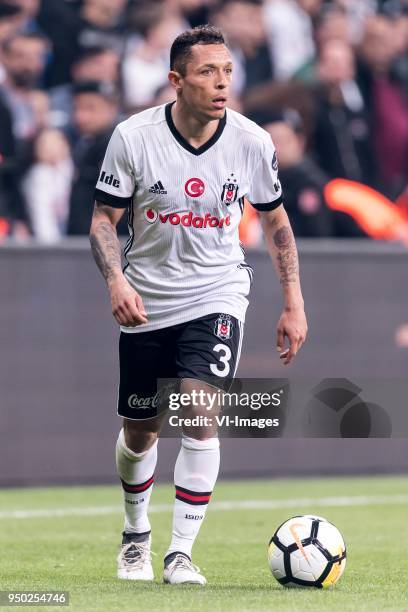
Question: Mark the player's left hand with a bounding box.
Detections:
[276,305,308,365]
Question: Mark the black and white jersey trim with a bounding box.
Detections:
[165,101,227,156]
[238,197,245,215]
[237,262,253,284]
[238,240,253,283]
[251,196,283,212]
[233,320,244,377]
[123,198,135,273]
[94,188,132,209]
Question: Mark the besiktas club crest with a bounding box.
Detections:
[221,173,239,205]
[214,315,233,340]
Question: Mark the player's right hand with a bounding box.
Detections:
[108,276,148,327]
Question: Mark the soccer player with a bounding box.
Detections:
[89,25,307,585]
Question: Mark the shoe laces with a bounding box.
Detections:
[171,554,201,575]
[121,541,154,569]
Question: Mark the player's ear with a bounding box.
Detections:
[168,70,182,92]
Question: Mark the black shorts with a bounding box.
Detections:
[117,313,244,420]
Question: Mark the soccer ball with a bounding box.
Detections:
[268,515,346,588]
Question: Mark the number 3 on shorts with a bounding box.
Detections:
[210,343,232,377]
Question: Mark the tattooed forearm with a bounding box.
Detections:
[90,221,122,284]
[273,226,291,249]
[273,225,299,285]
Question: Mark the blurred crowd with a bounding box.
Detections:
[0,0,407,243]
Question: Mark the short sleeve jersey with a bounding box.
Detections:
[95,103,283,333]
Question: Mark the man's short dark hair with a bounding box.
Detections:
[170,25,226,75]
[73,45,116,66]
[73,80,119,104]
[2,32,49,54]
[0,2,22,19]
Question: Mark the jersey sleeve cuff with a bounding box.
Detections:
[94,188,132,209]
[251,196,283,211]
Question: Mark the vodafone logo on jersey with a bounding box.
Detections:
[143,207,230,229]
[144,208,158,223]
[185,178,205,198]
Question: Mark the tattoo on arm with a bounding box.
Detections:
[90,218,122,283]
[273,226,299,285]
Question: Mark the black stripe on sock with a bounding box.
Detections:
[120,474,154,493]
[122,530,151,545]
[175,485,212,497]
[175,494,210,505]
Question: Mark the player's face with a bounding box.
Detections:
[176,44,233,121]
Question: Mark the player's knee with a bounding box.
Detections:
[123,423,158,453]
[182,434,220,448]
[182,427,219,442]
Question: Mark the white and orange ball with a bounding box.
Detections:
[268,515,346,588]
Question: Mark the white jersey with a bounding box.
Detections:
[94,103,282,333]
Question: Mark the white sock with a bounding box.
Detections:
[165,435,220,560]
[115,428,157,535]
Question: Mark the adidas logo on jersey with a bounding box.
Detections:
[149,180,167,194]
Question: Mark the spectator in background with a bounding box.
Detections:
[29,87,49,129]
[0,87,27,235]
[312,38,376,186]
[158,0,225,33]
[8,0,42,34]
[261,110,334,237]
[333,0,377,44]
[22,127,73,242]
[0,29,50,238]
[0,32,49,143]
[0,3,27,237]
[169,0,219,28]
[357,14,408,197]
[0,2,22,61]
[77,0,128,49]
[315,4,350,48]
[49,45,120,128]
[393,13,408,100]
[0,2,21,90]
[262,110,365,237]
[264,0,322,80]
[152,82,177,107]
[294,3,351,80]
[210,0,273,97]
[122,3,182,111]
[67,80,124,235]
[37,0,127,88]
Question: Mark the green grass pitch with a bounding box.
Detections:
[1,476,408,611]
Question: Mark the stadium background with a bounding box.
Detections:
[0,1,407,486]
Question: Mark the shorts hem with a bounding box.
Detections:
[117,407,169,421]
[120,304,246,334]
